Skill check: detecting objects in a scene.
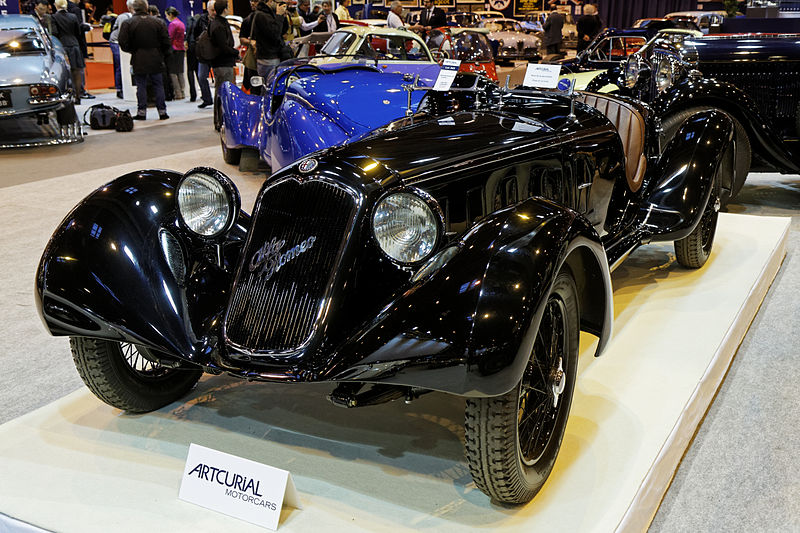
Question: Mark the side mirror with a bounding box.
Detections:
[250,76,265,88]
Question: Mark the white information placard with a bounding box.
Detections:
[179,443,302,530]
[522,63,562,89]
[433,59,462,91]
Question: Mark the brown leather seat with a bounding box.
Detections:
[575,92,647,192]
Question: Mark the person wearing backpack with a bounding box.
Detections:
[119,0,173,120]
[193,1,214,108]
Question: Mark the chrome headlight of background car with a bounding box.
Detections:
[177,167,240,238]
[624,57,640,89]
[373,191,440,264]
[655,57,675,93]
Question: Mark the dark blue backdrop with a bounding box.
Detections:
[594,0,697,30]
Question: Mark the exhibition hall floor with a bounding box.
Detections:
[0,140,792,531]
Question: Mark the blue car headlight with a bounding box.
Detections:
[373,191,440,264]
[177,167,240,238]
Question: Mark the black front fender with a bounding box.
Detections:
[328,198,612,397]
[35,170,250,365]
[640,109,733,242]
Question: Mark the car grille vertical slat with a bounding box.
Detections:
[225,178,357,353]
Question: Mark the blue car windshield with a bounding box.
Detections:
[0,29,46,56]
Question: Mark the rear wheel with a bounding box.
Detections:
[464,270,579,504]
[661,106,750,205]
[70,337,203,413]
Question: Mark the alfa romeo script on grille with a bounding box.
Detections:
[248,236,317,280]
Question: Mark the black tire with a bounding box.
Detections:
[213,96,222,131]
[464,270,579,504]
[221,126,241,165]
[70,337,203,413]
[674,166,720,268]
[661,106,750,205]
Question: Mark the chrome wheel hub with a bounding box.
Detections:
[550,357,565,408]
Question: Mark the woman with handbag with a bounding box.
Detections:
[239,0,259,92]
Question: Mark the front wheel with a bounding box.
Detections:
[70,337,203,413]
[464,270,579,504]
[220,124,241,165]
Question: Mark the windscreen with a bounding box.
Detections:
[452,32,493,62]
[358,34,430,61]
[319,31,358,56]
[0,29,45,56]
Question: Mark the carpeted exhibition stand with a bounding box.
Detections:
[0,153,790,532]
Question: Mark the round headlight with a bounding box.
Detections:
[177,168,239,237]
[624,58,639,89]
[655,59,673,93]
[373,192,439,264]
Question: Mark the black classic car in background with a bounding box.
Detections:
[36,75,732,504]
[608,35,800,204]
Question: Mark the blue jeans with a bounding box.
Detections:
[197,62,212,105]
[109,42,121,91]
[133,72,166,116]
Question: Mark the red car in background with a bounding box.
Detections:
[425,27,498,82]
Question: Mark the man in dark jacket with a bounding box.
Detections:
[543,4,565,56]
[194,2,213,107]
[576,4,602,53]
[312,1,338,33]
[52,0,84,103]
[119,0,172,120]
[251,0,286,78]
[66,0,94,98]
[418,0,445,32]
[208,0,239,110]
[185,11,201,101]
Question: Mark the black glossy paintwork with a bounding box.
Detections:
[36,74,732,397]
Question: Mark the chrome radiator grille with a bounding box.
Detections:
[225,177,358,353]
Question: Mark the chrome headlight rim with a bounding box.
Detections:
[624,56,640,89]
[176,166,241,239]
[371,188,444,266]
[655,57,675,93]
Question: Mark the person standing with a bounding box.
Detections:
[119,0,172,120]
[109,0,133,98]
[34,0,55,34]
[543,3,565,57]
[51,0,85,104]
[165,7,186,100]
[208,0,239,107]
[295,0,315,36]
[194,1,214,108]
[386,1,404,29]
[576,4,602,53]
[334,0,349,22]
[239,0,260,92]
[251,0,286,79]
[66,0,94,98]
[418,0,445,31]
[185,11,201,101]
[312,1,338,33]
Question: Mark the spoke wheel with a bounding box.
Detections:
[465,270,579,504]
[70,337,203,413]
[675,151,723,269]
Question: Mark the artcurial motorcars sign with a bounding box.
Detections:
[179,444,301,530]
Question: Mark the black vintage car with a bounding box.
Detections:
[36,75,732,504]
[607,34,800,203]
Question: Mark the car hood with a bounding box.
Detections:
[287,68,433,135]
[0,54,52,86]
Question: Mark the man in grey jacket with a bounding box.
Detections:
[109,0,133,98]
[543,4,564,56]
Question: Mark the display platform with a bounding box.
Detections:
[0,213,788,533]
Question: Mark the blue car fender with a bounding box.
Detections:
[220,82,264,150]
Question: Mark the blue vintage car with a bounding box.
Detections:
[0,14,82,147]
[218,26,441,172]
